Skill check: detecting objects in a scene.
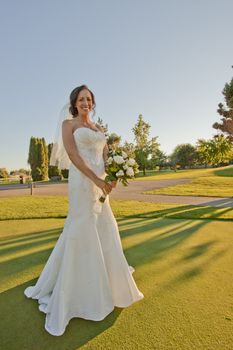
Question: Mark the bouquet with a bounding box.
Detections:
[99,149,139,203]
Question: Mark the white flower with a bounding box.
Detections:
[116,170,124,177]
[113,155,125,164]
[107,157,113,164]
[123,164,129,170]
[126,167,134,177]
[121,151,128,159]
[127,158,136,166]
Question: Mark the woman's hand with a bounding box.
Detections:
[94,178,112,195]
[110,180,117,188]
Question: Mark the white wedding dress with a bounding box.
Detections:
[24,127,144,336]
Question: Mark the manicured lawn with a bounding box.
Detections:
[137,165,233,198]
[1,196,233,221]
[144,176,233,197]
[136,165,233,180]
[1,192,233,349]
[1,214,233,349]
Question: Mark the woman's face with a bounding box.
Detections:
[75,89,93,117]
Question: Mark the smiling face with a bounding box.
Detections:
[75,89,93,117]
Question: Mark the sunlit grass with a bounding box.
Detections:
[1,216,233,349]
[144,176,233,197]
[1,196,233,221]
[136,165,233,180]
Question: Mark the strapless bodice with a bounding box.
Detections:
[73,127,106,167]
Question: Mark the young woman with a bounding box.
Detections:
[24,85,144,336]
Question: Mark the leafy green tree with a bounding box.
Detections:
[196,135,233,166]
[152,149,168,170]
[121,141,136,158]
[48,143,61,178]
[170,143,198,169]
[107,133,121,150]
[0,168,9,178]
[209,135,233,166]
[196,139,212,166]
[213,71,233,142]
[132,114,151,175]
[147,137,160,169]
[10,169,30,175]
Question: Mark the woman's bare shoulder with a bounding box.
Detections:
[62,119,76,131]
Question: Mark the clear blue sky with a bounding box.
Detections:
[1,0,233,171]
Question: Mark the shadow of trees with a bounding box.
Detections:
[0,203,231,349]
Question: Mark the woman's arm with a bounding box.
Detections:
[62,120,112,193]
[103,144,109,166]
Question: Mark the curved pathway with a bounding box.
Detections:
[0,179,233,208]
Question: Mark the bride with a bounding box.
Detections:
[24,84,144,336]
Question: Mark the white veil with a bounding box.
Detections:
[49,102,73,170]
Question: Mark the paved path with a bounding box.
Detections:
[1,179,233,208]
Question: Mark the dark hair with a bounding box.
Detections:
[69,85,96,118]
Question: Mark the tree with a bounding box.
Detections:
[48,143,61,178]
[196,135,233,167]
[28,137,39,181]
[10,169,30,175]
[147,137,160,169]
[121,141,136,158]
[209,135,233,166]
[107,133,121,150]
[170,143,197,169]
[28,137,49,181]
[196,139,212,166]
[213,69,233,142]
[41,137,49,180]
[61,169,69,179]
[132,114,151,175]
[151,149,168,170]
[0,168,9,178]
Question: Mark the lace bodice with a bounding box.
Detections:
[73,127,106,168]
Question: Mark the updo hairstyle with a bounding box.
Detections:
[69,85,96,118]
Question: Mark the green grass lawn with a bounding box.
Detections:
[1,196,233,221]
[144,176,233,197]
[136,165,233,180]
[1,197,233,349]
[141,165,233,198]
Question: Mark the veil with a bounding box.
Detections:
[49,102,73,170]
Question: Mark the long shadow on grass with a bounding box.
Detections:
[0,246,56,291]
[0,227,63,246]
[0,229,61,260]
[119,205,229,289]
[157,247,227,295]
[116,203,233,222]
[119,218,192,238]
[123,218,209,268]
[144,204,233,220]
[1,204,231,348]
[0,228,63,286]
[0,282,122,350]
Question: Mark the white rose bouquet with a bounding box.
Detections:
[99,149,139,203]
